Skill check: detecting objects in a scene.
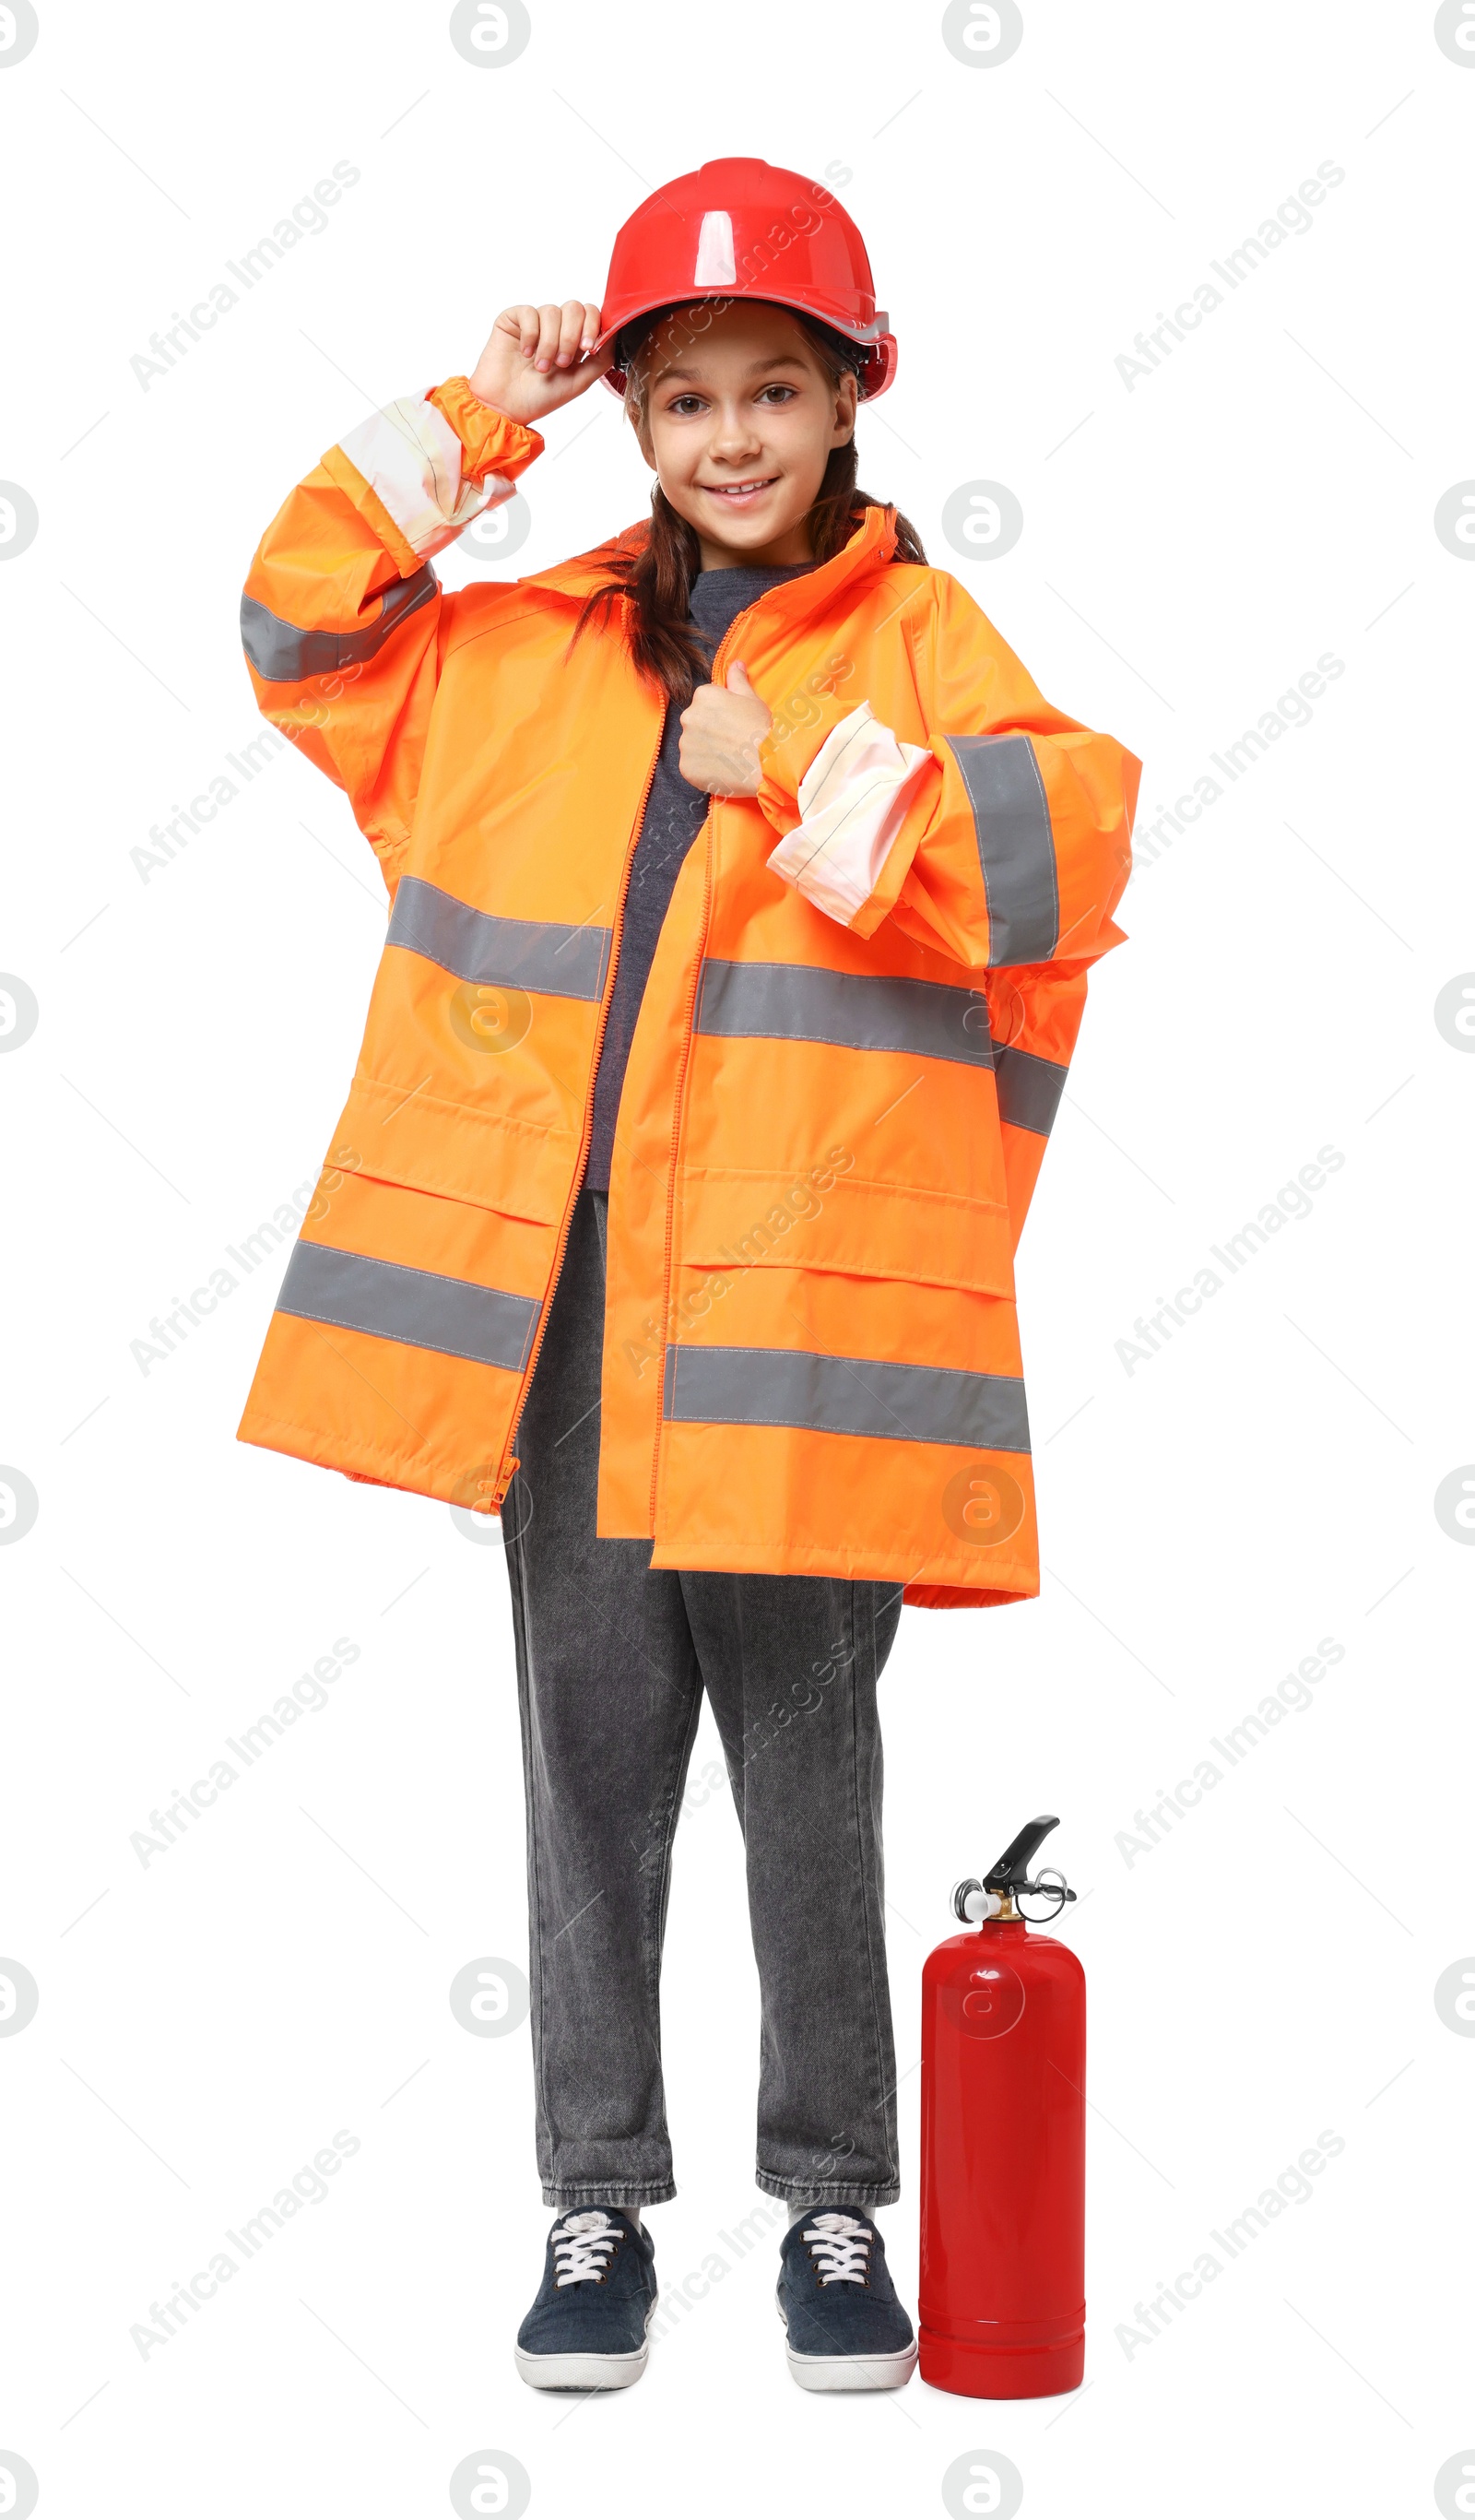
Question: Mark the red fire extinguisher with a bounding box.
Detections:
[919,1815,1085,2399]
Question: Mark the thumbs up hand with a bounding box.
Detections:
[678,657,773,797]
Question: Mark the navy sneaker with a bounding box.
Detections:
[775,2208,917,2391]
[514,2207,658,2391]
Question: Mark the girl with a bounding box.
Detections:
[236,157,1138,2395]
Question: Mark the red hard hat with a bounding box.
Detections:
[594,157,897,401]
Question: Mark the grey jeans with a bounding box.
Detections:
[502,1185,903,2209]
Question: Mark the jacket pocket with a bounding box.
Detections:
[675,1163,1015,1297]
[331,1074,573,1225]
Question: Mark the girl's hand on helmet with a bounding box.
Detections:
[678,660,773,798]
[468,302,613,425]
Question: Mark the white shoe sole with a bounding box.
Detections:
[514,2297,657,2392]
[776,2289,918,2391]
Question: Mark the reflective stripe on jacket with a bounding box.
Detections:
[236,376,1139,1607]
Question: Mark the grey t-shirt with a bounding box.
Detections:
[585,561,815,1195]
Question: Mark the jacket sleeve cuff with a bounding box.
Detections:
[328,384,543,571]
[764,701,933,931]
[426,377,544,483]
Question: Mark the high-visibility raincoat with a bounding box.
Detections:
[237,378,1139,1607]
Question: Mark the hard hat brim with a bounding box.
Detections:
[593,290,897,401]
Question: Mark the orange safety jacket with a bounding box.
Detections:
[236,377,1139,1607]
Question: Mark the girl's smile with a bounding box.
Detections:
[696,474,782,504]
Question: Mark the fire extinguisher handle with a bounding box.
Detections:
[984,1814,1066,1895]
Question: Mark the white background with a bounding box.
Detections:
[2,2,1471,2514]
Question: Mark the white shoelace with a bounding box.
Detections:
[800,2211,873,2285]
[551,2208,624,2287]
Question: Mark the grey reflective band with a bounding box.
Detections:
[696,959,992,1068]
[993,1040,1068,1137]
[946,734,1060,967]
[387,875,613,1003]
[664,1343,1030,1452]
[276,1241,538,1372]
[240,566,436,683]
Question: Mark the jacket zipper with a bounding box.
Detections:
[646,600,765,1539]
[649,818,715,1534]
[488,722,664,1510]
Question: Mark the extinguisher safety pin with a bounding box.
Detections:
[1021,1865,1077,1918]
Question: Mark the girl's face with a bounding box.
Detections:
[631,301,858,569]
